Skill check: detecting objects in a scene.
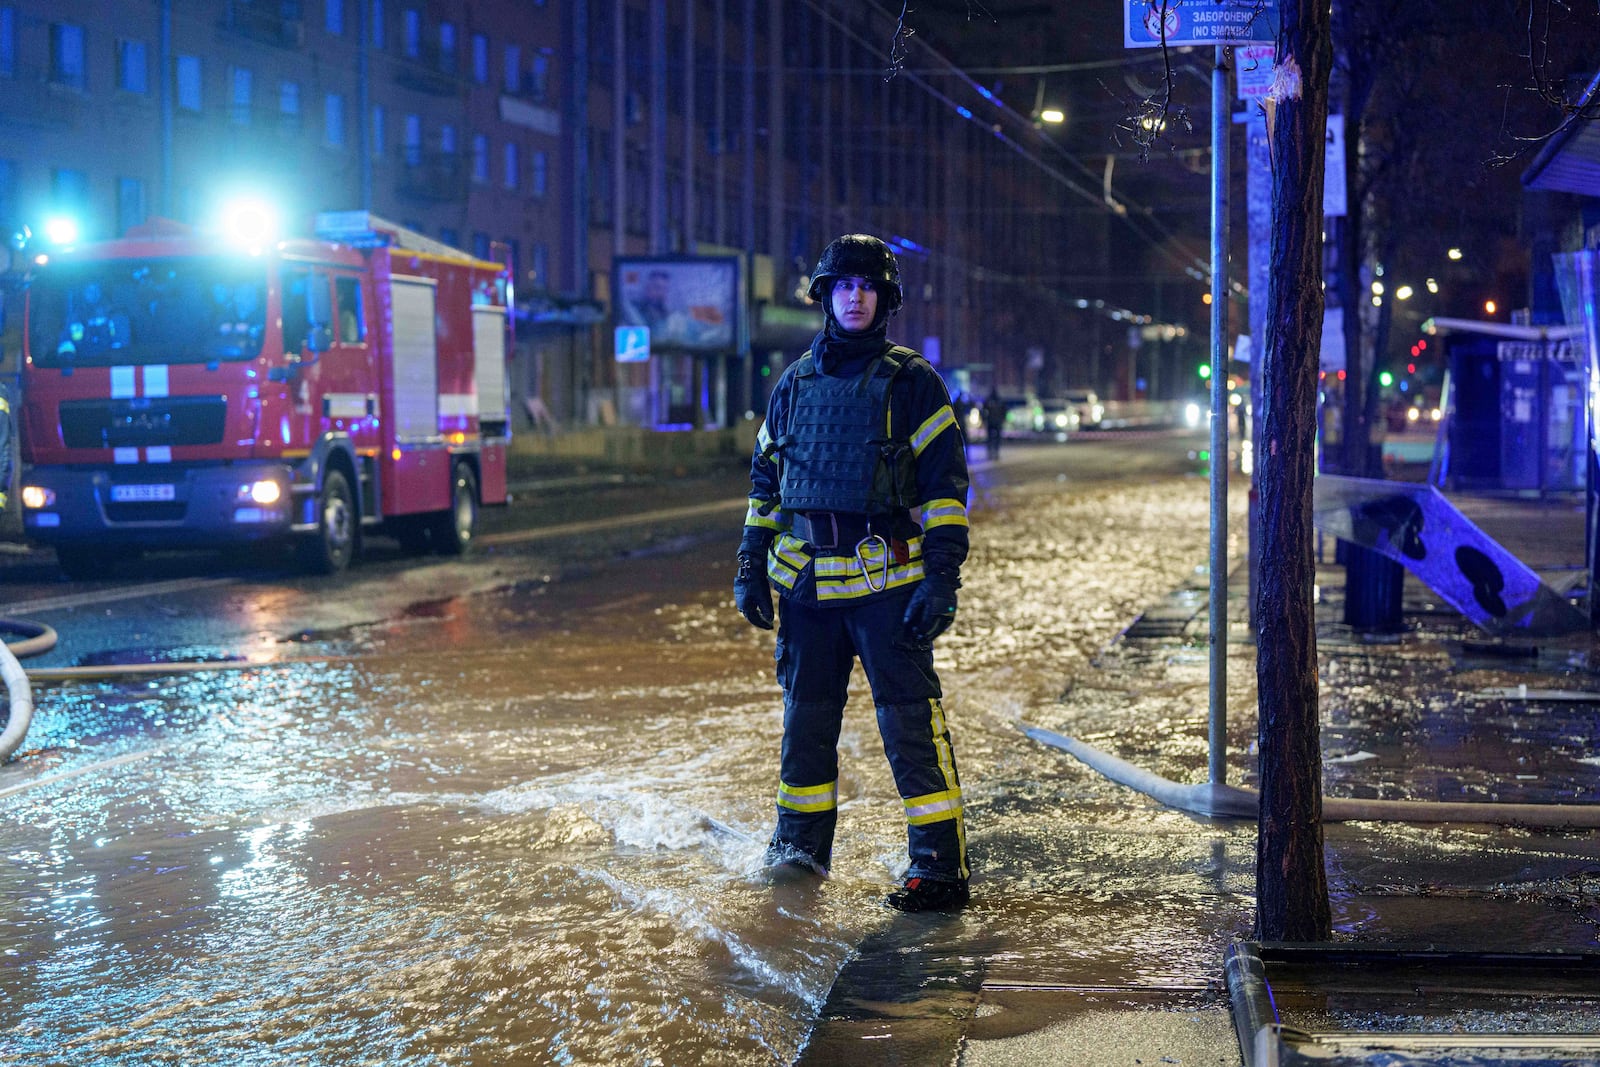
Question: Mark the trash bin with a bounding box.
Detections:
[1342,540,1405,632]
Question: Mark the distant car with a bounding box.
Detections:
[1062,389,1104,429]
[1032,398,1081,437]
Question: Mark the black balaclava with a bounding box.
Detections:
[811,283,890,375]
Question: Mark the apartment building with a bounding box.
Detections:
[0,1,1150,431]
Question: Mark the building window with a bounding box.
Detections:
[440,227,458,248]
[0,160,14,226]
[590,143,611,226]
[325,92,345,147]
[117,40,148,93]
[371,104,386,157]
[438,22,456,74]
[49,22,85,91]
[471,232,490,260]
[403,113,421,165]
[279,80,300,133]
[370,0,385,50]
[52,168,89,216]
[471,34,488,84]
[440,122,457,156]
[503,44,520,94]
[402,8,420,58]
[472,134,488,183]
[531,151,547,198]
[176,55,202,112]
[116,177,145,235]
[531,242,549,290]
[325,0,343,36]
[503,142,518,190]
[230,66,253,125]
[530,53,549,101]
[0,8,15,78]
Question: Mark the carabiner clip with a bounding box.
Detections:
[856,533,890,593]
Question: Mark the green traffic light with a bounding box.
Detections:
[1198,364,1212,379]
[1378,370,1394,388]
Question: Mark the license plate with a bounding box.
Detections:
[110,483,176,502]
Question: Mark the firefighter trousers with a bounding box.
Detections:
[769,587,968,882]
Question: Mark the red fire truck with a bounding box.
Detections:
[16,210,511,578]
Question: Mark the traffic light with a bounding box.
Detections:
[1379,370,1394,388]
[1197,363,1212,380]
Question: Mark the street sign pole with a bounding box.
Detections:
[1123,0,1277,788]
[1208,43,1231,787]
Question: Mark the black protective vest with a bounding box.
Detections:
[776,347,918,516]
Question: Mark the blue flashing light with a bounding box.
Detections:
[978,86,995,101]
[956,106,973,120]
[43,216,80,245]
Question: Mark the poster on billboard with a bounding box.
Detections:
[613,256,740,354]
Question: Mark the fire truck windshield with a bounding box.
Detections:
[28,256,269,367]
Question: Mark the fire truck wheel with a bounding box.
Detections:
[430,462,478,556]
[297,469,358,574]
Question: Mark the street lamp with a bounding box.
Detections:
[1039,107,1065,124]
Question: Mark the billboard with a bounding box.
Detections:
[613,256,740,354]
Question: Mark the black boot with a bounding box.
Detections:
[885,876,969,912]
[762,843,829,880]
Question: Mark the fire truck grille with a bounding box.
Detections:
[104,501,188,523]
[59,396,229,450]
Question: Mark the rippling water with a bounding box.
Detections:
[20,454,1589,1064]
[0,463,1246,1063]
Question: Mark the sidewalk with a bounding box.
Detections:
[801,488,1600,1066]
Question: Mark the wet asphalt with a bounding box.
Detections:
[795,468,1600,1066]
[2,441,1597,1065]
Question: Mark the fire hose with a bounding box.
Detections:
[0,618,58,762]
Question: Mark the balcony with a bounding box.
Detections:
[220,2,307,49]
[396,153,467,202]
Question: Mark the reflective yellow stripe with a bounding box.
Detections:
[819,572,921,604]
[777,780,838,812]
[745,498,784,531]
[927,698,968,878]
[770,558,800,590]
[902,787,963,825]
[756,423,773,451]
[773,536,811,571]
[920,498,969,530]
[910,405,957,456]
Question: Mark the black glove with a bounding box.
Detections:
[903,570,959,644]
[734,530,775,630]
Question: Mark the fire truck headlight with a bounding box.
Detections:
[240,480,282,505]
[21,485,54,509]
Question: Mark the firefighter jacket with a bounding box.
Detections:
[744,341,970,606]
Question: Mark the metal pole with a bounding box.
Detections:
[1208,44,1232,786]
[358,0,371,211]
[158,0,172,217]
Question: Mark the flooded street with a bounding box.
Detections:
[0,434,1248,1065]
[7,432,1592,1064]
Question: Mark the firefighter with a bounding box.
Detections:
[734,234,972,912]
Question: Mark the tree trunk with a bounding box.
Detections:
[1255,0,1334,943]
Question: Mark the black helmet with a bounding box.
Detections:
[807,234,903,314]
